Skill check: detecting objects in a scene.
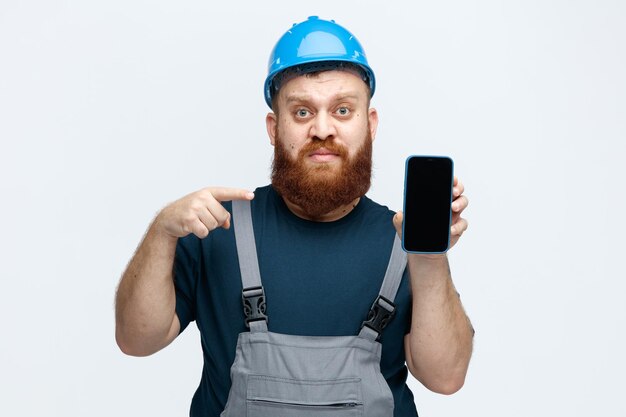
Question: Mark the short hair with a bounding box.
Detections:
[270,61,372,114]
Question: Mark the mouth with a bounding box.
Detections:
[308,147,341,163]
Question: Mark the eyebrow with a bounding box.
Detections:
[285,93,361,105]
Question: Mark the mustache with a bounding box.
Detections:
[298,140,349,158]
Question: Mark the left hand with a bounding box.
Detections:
[393,176,469,251]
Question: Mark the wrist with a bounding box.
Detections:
[150,214,179,245]
[408,252,448,262]
[407,253,450,278]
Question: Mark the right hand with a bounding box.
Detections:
[155,187,255,239]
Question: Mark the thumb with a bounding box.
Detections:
[393,211,403,238]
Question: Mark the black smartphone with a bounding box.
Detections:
[402,156,454,253]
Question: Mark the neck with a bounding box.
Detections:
[282,196,361,222]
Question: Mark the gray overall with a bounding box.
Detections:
[220,200,408,417]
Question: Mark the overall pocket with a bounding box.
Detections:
[246,375,363,417]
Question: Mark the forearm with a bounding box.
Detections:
[115,219,179,356]
[405,254,473,394]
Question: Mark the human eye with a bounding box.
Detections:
[336,106,351,116]
[295,108,311,118]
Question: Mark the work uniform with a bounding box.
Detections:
[174,185,419,416]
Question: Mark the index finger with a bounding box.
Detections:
[207,187,255,202]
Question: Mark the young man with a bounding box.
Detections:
[116,16,473,417]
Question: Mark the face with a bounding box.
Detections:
[267,70,377,162]
[266,70,379,219]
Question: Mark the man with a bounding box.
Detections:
[115,16,473,416]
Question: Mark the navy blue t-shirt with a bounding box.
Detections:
[174,185,418,417]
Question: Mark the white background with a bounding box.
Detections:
[1,1,625,416]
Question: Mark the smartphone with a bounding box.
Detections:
[402,156,454,254]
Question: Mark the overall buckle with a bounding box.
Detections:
[361,295,396,341]
[242,286,268,328]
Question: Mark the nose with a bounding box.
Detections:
[309,112,336,141]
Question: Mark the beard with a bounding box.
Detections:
[271,130,373,220]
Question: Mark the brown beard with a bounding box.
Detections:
[271,131,372,220]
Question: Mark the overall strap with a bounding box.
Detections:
[359,235,407,341]
[232,200,268,333]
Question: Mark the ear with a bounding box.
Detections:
[266,112,277,146]
[368,107,379,142]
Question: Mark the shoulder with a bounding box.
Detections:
[360,195,395,217]
[352,195,396,230]
[249,185,274,211]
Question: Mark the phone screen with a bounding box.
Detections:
[402,156,454,253]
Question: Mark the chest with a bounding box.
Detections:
[252,222,394,336]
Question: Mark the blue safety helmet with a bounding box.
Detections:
[264,16,376,108]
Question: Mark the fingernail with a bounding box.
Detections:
[246,192,255,199]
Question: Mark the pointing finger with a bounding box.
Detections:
[208,187,255,202]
